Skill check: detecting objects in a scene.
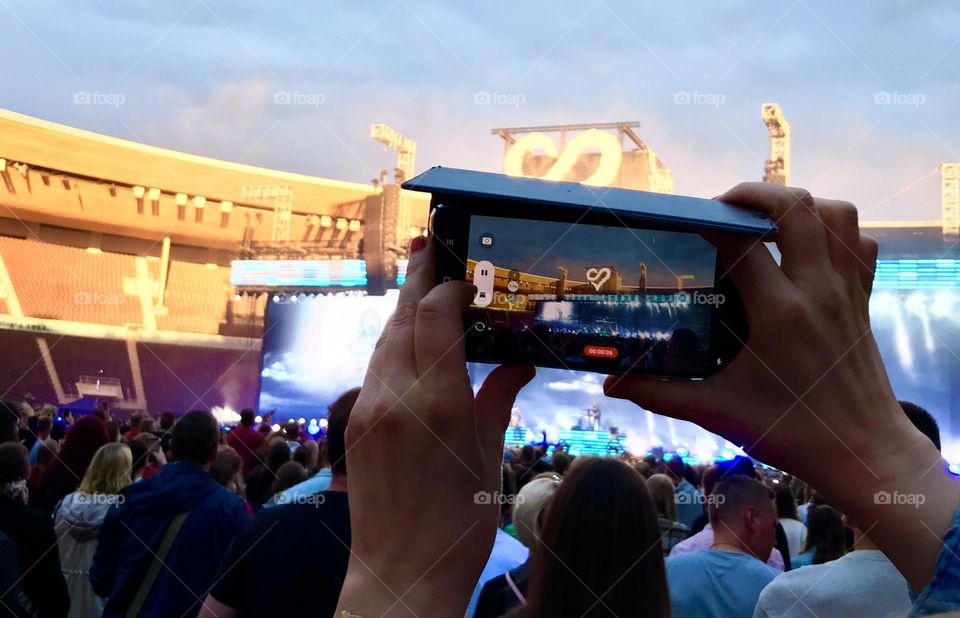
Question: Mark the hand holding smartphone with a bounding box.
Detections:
[405,167,776,379]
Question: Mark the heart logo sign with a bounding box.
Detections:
[585,267,612,292]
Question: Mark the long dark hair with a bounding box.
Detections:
[523,457,669,618]
[31,416,109,511]
[775,484,799,520]
[803,505,846,564]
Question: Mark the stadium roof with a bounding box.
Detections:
[0,108,385,209]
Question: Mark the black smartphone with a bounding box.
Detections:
[429,201,749,378]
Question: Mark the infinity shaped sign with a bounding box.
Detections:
[504,128,624,187]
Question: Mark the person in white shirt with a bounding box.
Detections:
[774,485,807,561]
[753,516,911,617]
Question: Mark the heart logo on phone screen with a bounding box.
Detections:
[585,267,612,291]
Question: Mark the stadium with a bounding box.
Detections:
[3,109,960,462]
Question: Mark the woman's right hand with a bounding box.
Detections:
[605,182,959,590]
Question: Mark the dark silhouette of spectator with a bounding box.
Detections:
[225,409,265,475]
[0,442,70,617]
[30,416,109,513]
[200,387,358,618]
[90,410,250,618]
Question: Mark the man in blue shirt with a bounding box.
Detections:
[667,475,779,618]
[91,410,250,618]
[668,455,705,529]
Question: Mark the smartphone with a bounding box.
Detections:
[429,202,749,378]
[409,167,771,378]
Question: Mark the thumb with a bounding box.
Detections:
[603,374,718,424]
[476,364,536,451]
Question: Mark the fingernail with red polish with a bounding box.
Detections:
[410,235,427,253]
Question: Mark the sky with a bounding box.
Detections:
[1,0,958,223]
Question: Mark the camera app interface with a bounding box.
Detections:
[465,214,722,375]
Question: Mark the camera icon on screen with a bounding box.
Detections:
[480,233,495,247]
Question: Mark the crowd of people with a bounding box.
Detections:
[3,389,928,618]
[2,182,960,616]
[0,398,352,617]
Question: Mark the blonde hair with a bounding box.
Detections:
[646,473,678,521]
[78,442,133,495]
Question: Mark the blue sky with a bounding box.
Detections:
[1,0,958,221]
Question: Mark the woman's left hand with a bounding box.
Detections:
[337,235,535,617]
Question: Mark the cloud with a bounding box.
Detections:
[545,376,605,394]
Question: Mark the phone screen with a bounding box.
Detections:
[463,214,724,376]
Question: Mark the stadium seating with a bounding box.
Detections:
[0,236,258,335]
[0,236,141,325]
[156,260,233,334]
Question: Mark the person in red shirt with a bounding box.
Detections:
[122,412,143,441]
[226,409,266,475]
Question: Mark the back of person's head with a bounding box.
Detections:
[775,484,799,520]
[160,411,176,430]
[0,401,20,444]
[0,443,29,505]
[209,445,242,487]
[520,445,535,464]
[633,460,652,478]
[44,415,109,487]
[273,461,308,494]
[899,400,941,451]
[265,438,292,471]
[552,451,573,476]
[128,412,143,430]
[0,443,28,484]
[803,504,847,564]
[327,387,360,476]
[284,419,300,441]
[128,437,149,476]
[37,438,60,467]
[170,410,219,465]
[525,457,668,618]
[512,474,561,549]
[711,475,777,561]
[239,409,256,427]
[293,439,319,471]
[646,473,678,521]
[79,443,133,495]
[105,420,120,443]
[37,416,53,436]
[716,456,757,480]
[700,464,721,496]
[665,455,685,483]
[140,417,157,435]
